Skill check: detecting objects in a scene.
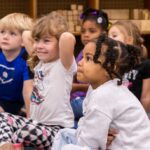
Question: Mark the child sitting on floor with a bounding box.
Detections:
[52,34,150,150]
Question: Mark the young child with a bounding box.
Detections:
[52,34,150,150]
[71,8,109,123]
[0,13,33,116]
[0,11,76,150]
[108,20,150,112]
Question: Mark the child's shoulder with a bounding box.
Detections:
[93,79,128,101]
[0,50,2,55]
[20,47,28,61]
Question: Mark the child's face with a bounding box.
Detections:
[77,42,108,89]
[0,28,23,51]
[81,20,102,45]
[33,35,59,63]
[108,26,126,43]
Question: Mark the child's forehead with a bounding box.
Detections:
[83,42,96,54]
[0,25,20,32]
[83,42,110,56]
[34,33,56,39]
[83,19,100,28]
[112,25,127,35]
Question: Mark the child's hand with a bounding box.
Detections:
[22,30,34,56]
[106,128,118,148]
[0,106,4,112]
[59,32,76,44]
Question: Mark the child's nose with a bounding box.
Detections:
[3,33,9,38]
[83,31,89,37]
[78,58,83,66]
[36,41,44,48]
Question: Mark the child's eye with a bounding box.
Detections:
[86,56,93,61]
[44,39,50,42]
[89,29,97,33]
[0,30,5,34]
[10,32,16,36]
[34,38,39,42]
[112,34,117,38]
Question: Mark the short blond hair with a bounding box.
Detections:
[0,13,33,33]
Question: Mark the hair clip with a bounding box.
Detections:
[80,10,98,20]
[97,17,103,24]
[91,11,97,16]
[107,22,112,30]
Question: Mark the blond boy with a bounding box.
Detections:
[0,13,34,117]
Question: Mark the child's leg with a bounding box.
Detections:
[13,122,62,150]
[71,97,84,128]
[0,100,24,115]
[0,112,31,143]
[71,97,84,120]
[52,128,76,150]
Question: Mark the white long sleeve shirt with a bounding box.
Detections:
[76,79,150,150]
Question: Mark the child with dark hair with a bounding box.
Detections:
[52,34,150,150]
[71,8,109,123]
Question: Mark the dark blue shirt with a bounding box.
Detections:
[0,48,33,102]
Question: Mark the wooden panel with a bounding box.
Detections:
[0,0,31,18]
[99,0,144,9]
[37,0,87,17]
[29,0,37,19]
[144,0,150,9]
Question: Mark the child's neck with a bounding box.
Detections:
[91,77,110,89]
[2,48,21,62]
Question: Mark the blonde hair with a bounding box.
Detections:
[32,11,68,40]
[28,11,68,71]
[0,13,33,33]
[110,20,147,59]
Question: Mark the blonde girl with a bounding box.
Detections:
[0,11,76,150]
[108,20,150,112]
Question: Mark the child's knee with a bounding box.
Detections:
[13,125,31,143]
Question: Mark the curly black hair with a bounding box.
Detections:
[93,34,141,85]
[80,8,109,31]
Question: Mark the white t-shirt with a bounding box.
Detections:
[30,59,77,128]
[76,79,150,150]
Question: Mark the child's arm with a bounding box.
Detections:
[59,32,76,70]
[77,108,111,149]
[141,78,150,112]
[71,83,89,93]
[22,30,34,56]
[23,80,33,118]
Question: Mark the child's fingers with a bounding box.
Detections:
[106,128,118,147]
[106,135,114,147]
[108,128,118,135]
[0,106,4,112]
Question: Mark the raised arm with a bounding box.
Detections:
[22,30,34,56]
[59,32,76,70]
